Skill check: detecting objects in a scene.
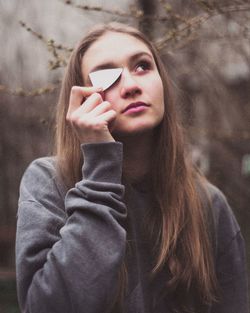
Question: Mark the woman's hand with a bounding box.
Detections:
[66,86,117,144]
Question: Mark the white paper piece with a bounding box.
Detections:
[89,68,123,91]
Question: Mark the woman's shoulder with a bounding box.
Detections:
[202,180,242,255]
[24,156,57,175]
[19,156,67,205]
[21,156,57,188]
[204,181,239,228]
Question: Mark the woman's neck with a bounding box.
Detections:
[117,131,154,182]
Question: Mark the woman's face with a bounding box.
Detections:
[82,31,165,138]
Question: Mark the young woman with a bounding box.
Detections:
[16,23,248,313]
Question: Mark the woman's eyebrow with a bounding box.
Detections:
[89,51,153,74]
[129,51,153,63]
[90,62,116,73]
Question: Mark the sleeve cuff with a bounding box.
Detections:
[81,142,123,184]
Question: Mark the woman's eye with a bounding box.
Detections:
[135,60,151,73]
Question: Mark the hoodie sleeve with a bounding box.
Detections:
[16,142,127,313]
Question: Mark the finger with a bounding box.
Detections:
[67,86,102,116]
[89,101,112,117]
[95,110,117,125]
[80,92,104,113]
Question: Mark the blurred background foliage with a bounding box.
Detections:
[0,0,249,311]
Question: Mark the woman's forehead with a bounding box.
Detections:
[88,31,151,56]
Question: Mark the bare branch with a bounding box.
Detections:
[154,3,250,50]
[19,21,71,70]
[0,84,59,97]
[62,0,144,18]
[19,21,73,53]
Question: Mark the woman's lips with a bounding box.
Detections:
[122,102,149,114]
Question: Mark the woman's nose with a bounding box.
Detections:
[120,70,142,99]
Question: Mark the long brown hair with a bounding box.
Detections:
[55,22,218,312]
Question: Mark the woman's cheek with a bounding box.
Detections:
[104,92,118,111]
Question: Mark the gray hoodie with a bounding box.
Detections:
[16,142,249,313]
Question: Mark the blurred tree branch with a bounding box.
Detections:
[61,0,144,18]
[0,84,59,97]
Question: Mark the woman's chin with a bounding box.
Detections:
[112,119,162,139]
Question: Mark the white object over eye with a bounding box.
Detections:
[89,68,123,91]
